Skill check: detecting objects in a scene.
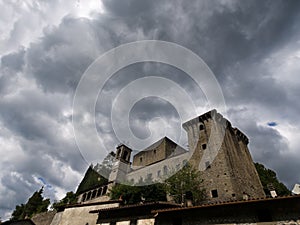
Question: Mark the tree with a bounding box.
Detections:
[110,184,141,204]
[52,191,77,210]
[110,182,166,204]
[110,163,205,205]
[11,187,50,221]
[76,165,108,195]
[11,204,25,221]
[164,163,206,205]
[255,162,291,196]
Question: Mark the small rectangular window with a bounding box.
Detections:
[202,144,207,150]
[140,157,143,162]
[157,170,161,177]
[205,161,211,169]
[211,189,218,198]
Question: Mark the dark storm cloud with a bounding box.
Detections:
[26,15,125,94]
[1,0,300,220]
[1,48,25,71]
[0,48,25,94]
[102,0,300,76]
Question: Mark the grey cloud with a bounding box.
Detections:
[1,0,300,220]
[1,48,25,71]
[227,107,299,188]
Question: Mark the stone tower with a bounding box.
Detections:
[108,144,132,186]
[183,109,265,202]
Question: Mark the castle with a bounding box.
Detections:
[77,109,265,204]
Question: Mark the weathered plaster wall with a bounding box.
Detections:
[55,203,119,225]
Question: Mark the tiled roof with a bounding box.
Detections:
[152,195,300,213]
[89,201,181,214]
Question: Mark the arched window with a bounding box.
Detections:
[92,190,97,199]
[97,188,102,197]
[199,124,204,130]
[82,193,87,202]
[123,150,128,161]
[102,185,107,194]
[87,191,91,200]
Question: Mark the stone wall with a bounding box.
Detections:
[31,211,56,225]
[126,152,189,184]
[54,203,120,225]
[183,110,265,202]
[132,137,185,168]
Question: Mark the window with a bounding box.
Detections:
[232,193,236,197]
[97,188,102,197]
[199,124,204,130]
[123,151,128,161]
[82,193,87,202]
[91,190,97,198]
[102,186,107,194]
[154,149,156,154]
[87,191,91,200]
[211,189,218,198]
[202,144,207,150]
[140,157,143,163]
[205,161,211,169]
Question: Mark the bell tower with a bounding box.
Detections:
[108,144,132,186]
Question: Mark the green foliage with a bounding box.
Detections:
[110,163,205,205]
[76,166,108,195]
[11,204,25,221]
[52,191,77,210]
[11,187,50,221]
[110,182,166,204]
[255,162,291,196]
[165,163,205,205]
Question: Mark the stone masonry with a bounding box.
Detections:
[183,109,265,201]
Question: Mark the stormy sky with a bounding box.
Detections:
[1,0,300,220]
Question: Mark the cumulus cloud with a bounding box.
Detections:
[1,0,300,220]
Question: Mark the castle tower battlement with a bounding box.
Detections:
[183,109,265,202]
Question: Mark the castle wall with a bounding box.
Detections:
[126,152,189,184]
[132,139,168,167]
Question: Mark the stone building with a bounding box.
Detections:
[78,109,265,204]
[183,109,266,201]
